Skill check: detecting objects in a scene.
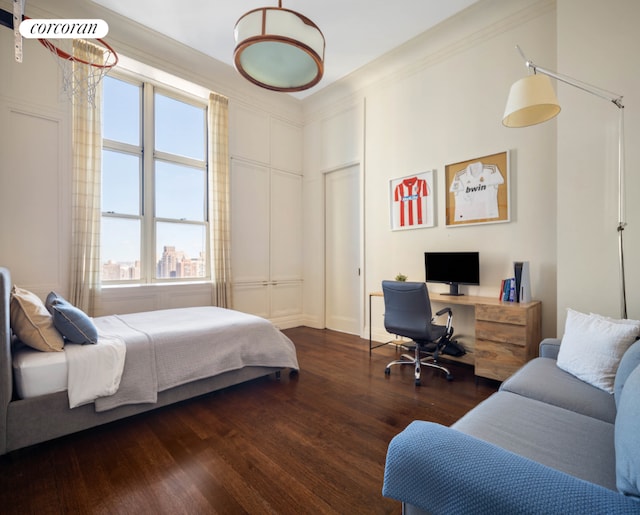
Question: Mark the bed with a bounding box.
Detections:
[0,267,299,455]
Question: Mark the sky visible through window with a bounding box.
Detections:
[102,76,207,270]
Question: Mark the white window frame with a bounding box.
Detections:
[102,71,210,285]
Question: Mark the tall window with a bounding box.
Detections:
[101,75,208,283]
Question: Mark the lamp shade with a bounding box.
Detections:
[502,74,561,127]
[234,6,325,92]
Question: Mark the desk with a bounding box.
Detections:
[369,291,541,381]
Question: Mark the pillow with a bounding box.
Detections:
[557,309,640,393]
[46,292,98,345]
[615,363,640,498]
[9,286,64,352]
[614,339,640,407]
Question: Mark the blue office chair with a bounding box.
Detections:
[382,280,454,386]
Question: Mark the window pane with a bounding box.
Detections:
[156,222,206,279]
[103,76,140,145]
[155,93,205,160]
[101,218,141,280]
[155,161,205,221]
[102,150,140,215]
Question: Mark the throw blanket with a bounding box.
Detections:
[90,306,299,412]
[65,333,126,408]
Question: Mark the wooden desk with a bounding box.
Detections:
[369,291,542,381]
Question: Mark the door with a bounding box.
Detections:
[325,165,360,334]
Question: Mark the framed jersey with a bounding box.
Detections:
[445,151,510,226]
[389,170,436,231]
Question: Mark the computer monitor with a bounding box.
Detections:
[424,251,480,296]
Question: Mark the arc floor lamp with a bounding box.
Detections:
[502,46,628,318]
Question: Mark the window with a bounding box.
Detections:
[101,75,208,283]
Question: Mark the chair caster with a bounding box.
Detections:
[415,378,421,386]
[385,367,391,375]
[446,374,454,381]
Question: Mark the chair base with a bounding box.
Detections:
[385,348,453,386]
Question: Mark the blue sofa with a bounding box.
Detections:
[383,338,640,514]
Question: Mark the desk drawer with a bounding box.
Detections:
[475,320,527,346]
[475,339,527,381]
[476,304,528,325]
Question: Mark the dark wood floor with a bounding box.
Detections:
[0,327,499,514]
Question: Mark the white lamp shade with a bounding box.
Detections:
[502,74,561,127]
[234,7,325,92]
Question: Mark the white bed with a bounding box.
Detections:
[1,266,299,454]
[12,306,300,410]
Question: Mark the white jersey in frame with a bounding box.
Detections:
[449,161,504,222]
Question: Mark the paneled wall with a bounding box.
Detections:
[230,103,303,328]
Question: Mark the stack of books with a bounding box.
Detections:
[499,278,517,302]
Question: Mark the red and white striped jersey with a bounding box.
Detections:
[394,176,429,227]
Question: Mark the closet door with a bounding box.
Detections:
[270,169,303,318]
[230,160,270,316]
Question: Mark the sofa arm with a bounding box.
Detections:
[539,337,561,359]
[383,421,639,515]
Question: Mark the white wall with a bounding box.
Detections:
[556,0,640,327]
[303,0,559,343]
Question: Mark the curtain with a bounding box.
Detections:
[208,92,232,307]
[68,40,104,315]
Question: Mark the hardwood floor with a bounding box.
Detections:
[0,327,498,514]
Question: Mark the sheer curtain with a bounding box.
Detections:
[69,40,104,315]
[208,92,232,307]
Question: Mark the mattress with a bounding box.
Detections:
[12,343,68,399]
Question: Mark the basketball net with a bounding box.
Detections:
[39,37,118,108]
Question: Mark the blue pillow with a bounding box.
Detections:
[614,339,640,408]
[615,363,640,498]
[45,292,98,345]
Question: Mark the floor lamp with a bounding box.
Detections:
[502,46,628,319]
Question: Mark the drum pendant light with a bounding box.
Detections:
[233,1,325,92]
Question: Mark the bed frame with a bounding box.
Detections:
[0,267,285,455]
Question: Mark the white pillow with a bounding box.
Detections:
[557,309,640,393]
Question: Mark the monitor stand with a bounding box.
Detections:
[441,282,465,296]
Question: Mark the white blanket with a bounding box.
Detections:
[65,333,126,408]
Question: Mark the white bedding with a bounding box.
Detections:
[12,334,126,406]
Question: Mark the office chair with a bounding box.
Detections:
[382,280,454,386]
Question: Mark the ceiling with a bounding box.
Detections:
[91,0,480,97]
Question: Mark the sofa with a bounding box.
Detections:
[383,311,640,514]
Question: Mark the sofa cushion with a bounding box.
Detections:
[500,357,617,423]
[615,364,640,498]
[614,339,640,408]
[557,309,640,393]
[45,292,98,345]
[9,286,64,352]
[453,391,617,491]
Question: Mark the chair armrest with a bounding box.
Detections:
[539,337,561,359]
[383,421,638,515]
[434,307,452,317]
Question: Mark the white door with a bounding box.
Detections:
[325,165,360,334]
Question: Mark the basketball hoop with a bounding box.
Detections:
[37,35,118,108]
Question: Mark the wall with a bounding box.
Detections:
[303,0,559,345]
[556,0,640,327]
[0,0,303,316]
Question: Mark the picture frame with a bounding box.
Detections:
[389,170,436,231]
[445,151,510,227]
